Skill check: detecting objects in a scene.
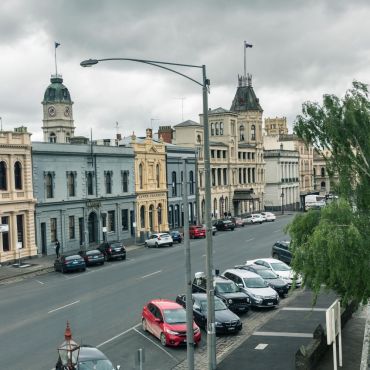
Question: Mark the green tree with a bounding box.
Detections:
[287,81,370,304]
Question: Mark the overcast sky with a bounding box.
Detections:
[0,0,369,141]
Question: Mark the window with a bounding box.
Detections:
[67,172,76,197]
[212,169,216,186]
[189,171,194,195]
[197,134,202,144]
[69,216,75,239]
[105,171,112,194]
[139,164,143,189]
[231,121,235,135]
[50,218,57,242]
[66,133,70,143]
[45,173,54,198]
[140,206,145,228]
[223,168,227,185]
[108,210,115,232]
[121,209,129,230]
[156,164,160,188]
[122,171,129,193]
[215,123,219,135]
[49,133,56,143]
[1,216,9,251]
[87,172,94,195]
[199,171,203,188]
[14,161,22,190]
[321,167,325,177]
[157,204,162,225]
[0,161,7,190]
[220,122,224,135]
[16,214,24,247]
[211,123,214,136]
[239,125,245,141]
[171,171,177,196]
[251,125,256,140]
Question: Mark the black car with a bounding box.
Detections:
[272,240,292,264]
[176,293,242,335]
[213,219,235,231]
[98,241,126,261]
[54,255,86,273]
[236,264,289,297]
[192,272,250,313]
[170,230,182,243]
[78,249,105,266]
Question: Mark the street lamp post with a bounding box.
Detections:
[281,190,285,215]
[57,322,80,370]
[81,57,216,370]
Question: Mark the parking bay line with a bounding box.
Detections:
[141,270,162,279]
[253,331,313,338]
[133,327,178,361]
[97,323,141,348]
[282,307,327,312]
[48,300,80,314]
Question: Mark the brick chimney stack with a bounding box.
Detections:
[157,125,173,143]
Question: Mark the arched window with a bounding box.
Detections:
[66,133,71,143]
[14,161,22,190]
[251,125,256,140]
[224,196,228,212]
[140,205,145,228]
[168,205,174,228]
[67,172,75,196]
[201,199,205,222]
[239,125,245,141]
[105,171,112,194]
[321,181,326,189]
[0,161,7,190]
[313,168,316,177]
[122,171,129,192]
[49,133,56,143]
[213,198,218,218]
[156,164,160,188]
[220,122,224,135]
[215,123,219,135]
[149,204,154,231]
[139,164,143,189]
[211,123,215,136]
[171,171,177,196]
[197,134,202,144]
[45,173,53,198]
[321,167,325,177]
[87,172,94,195]
[157,203,162,225]
[189,171,194,195]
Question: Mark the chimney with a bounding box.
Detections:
[146,128,153,139]
[157,125,173,143]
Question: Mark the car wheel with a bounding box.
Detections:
[142,318,148,332]
[82,268,86,272]
[155,242,159,248]
[122,255,126,260]
[169,243,173,247]
[144,242,148,248]
[160,333,167,347]
[61,266,66,274]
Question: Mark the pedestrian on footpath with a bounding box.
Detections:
[55,239,61,258]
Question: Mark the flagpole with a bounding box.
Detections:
[55,44,58,76]
[244,40,246,79]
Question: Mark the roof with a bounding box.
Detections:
[210,141,228,147]
[208,107,231,114]
[223,268,260,278]
[174,120,202,127]
[42,75,72,104]
[230,75,262,113]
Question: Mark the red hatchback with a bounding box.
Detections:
[142,299,201,347]
[189,225,206,239]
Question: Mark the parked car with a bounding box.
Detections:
[170,230,182,243]
[54,255,86,273]
[189,225,206,239]
[176,293,242,335]
[141,299,201,347]
[235,264,289,297]
[98,241,126,261]
[272,240,292,264]
[230,217,244,227]
[261,212,276,222]
[202,224,217,236]
[246,258,302,288]
[78,249,105,266]
[144,233,173,248]
[213,219,235,231]
[56,344,119,370]
[192,272,250,313]
[223,268,279,308]
[244,214,266,224]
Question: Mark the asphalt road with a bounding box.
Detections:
[0,213,295,370]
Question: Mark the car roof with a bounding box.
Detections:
[248,258,279,264]
[223,268,261,278]
[151,299,182,309]
[78,346,108,361]
[214,275,233,282]
[65,254,82,260]
[244,264,268,271]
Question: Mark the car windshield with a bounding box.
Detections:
[111,243,121,248]
[163,308,186,324]
[257,269,278,279]
[223,220,232,224]
[65,255,81,261]
[160,233,170,238]
[200,298,227,311]
[86,250,99,255]
[270,262,291,271]
[78,359,114,370]
[243,277,266,288]
[215,281,239,293]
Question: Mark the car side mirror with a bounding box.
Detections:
[155,318,162,323]
[237,283,243,288]
[193,304,201,311]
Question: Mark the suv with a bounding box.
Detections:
[192,272,250,313]
[98,241,126,261]
[213,219,235,231]
[144,232,173,248]
[272,241,292,264]
[189,225,206,239]
[244,214,265,224]
[223,268,279,308]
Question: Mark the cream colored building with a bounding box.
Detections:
[265,117,288,135]
[0,128,37,263]
[173,75,265,219]
[313,149,338,195]
[122,129,169,238]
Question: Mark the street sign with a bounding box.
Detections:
[326,299,342,369]
[0,224,9,232]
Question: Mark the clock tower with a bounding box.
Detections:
[42,74,75,143]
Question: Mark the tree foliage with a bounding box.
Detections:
[287,81,370,304]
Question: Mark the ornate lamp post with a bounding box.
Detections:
[57,322,80,370]
[280,190,285,215]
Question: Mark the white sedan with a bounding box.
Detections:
[261,212,276,222]
[245,258,302,287]
[144,233,173,248]
[244,214,266,224]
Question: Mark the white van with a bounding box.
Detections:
[305,195,326,211]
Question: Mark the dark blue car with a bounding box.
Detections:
[54,255,86,273]
[170,230,182,243]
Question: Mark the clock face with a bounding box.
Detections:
[48,106,56,117]
[64,106,70,117]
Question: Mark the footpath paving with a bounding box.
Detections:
[1,246,369,369]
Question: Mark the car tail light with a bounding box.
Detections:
[157,236,161,240]
[108,247,112,252]
[64,261,68,265]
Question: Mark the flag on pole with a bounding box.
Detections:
[245,41,253,48]
[55,42,60,48]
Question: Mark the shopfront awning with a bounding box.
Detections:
[233,190,259,201]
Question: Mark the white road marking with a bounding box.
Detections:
[35,280,45,285]
[48,300,80,314]
[141,270,162,279]
[255,343,268,350]
[134,327,178,361]
[281,307,327,312]
[245,238,255,242]
[253,331,313,338]
[97,323,141,348]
